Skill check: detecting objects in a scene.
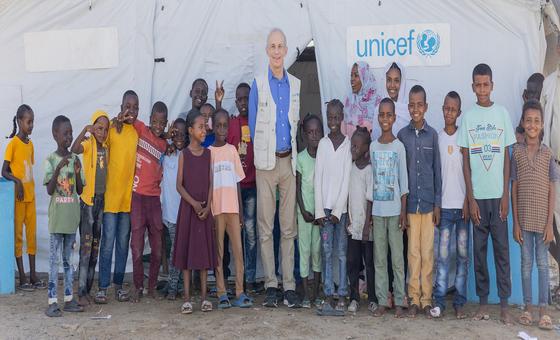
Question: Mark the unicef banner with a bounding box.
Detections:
[346,23,451,68]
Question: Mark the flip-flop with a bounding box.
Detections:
[116,288,130,302]
[231,293,253,308]
[94,290,108,304]
[218,294,231,309]
[19,283,35,292]
[472,311,490,321]
[518,311,533,326]
[32,280,47,290]
[201,300,213,312]
[181,301,193,314]
[538,314,553,330]
[316,303,345,316]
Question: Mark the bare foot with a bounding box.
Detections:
[472,306,490,321]
[77,296,90,306]
[373,305,386,317]
[394,306,405,318]
[455,306,467,319]
[500,308,513,326]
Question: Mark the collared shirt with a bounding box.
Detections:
[248,67,292,152]
[397,120,442,213]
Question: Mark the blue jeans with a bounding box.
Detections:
[241,187,258,283]
[164,220,180,293]
[98,212,131,289]
[521,230,549,307]
[434,209,469,310]
[48,233,76,304]
[321,209,348,297]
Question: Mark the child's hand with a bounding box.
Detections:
[513,224,523,244]
[74,157,81,174]
[469,198,481,226]
[399,212,408,231]
[166,143,177,156]
[239,215,245,228]
[302,210,315,223]
[15,179,24,201]
[192,200,204,215]
[316,217,326,226]
[361,218,372,240]
[198,206,210,220]
[433,206,441,226]
[215,80,225,103]
[544,223,555,244]
[56,154,72,172]
[462,199,470,223]
[499,195,509,222]
[330,215,339,225]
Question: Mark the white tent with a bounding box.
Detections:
[0,0,557,303]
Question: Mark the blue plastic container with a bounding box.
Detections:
[0,178,15,294]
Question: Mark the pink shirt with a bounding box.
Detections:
[209,144,245,215]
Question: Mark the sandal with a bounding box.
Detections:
[201,300,213,312]
[181,301,193,314]
[408,304,419,318]
[129,287,142,303]
[394,306,405,318]
[45,303,63,317]
[95,290,108,304]
[472,309,490,321]
[231,292,253,308]
[218,294,231,309]
[518,311,533,326]
[373,305,386,317]
[32,280,47,290]
[423,305,433,319]
[538,314,553,330]
[116,288,130,302]
[19,282,35,292]
[335,300,346,312]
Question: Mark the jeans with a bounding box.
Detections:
[241,187,258,283]
[321,209,348,297]
[433,209,469,310]
[99,212,131,289]
[521,230,550,307]
[78,195,104,297]
[48,233,76,304]
[164,220,180,293]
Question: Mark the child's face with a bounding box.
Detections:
[350,64,362,94]
[213,112,229,143]
[408,92,427,125]
[472,75,493,104]
[92,116,109,144]
[200,105,214,131]
[304,119,323,149]
[190,81,208,109]
[18,110,34,136]
[442,96,461,127]
[522,108,543,140]
[121,94,139,124]
[172,122,187,150]
[235,87,250,116]
[54,121,73,149]
[326,107,343,134]
[350,134,368,161]
[149,111,167,137]
[386,68,401,101]
[378,102,395,133]
[189,116,207,144]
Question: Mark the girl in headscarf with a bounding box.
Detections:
[343,61,381,139]
[381,62,410,135]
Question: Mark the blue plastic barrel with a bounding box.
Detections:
[0,178,15,294]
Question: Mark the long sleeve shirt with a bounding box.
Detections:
[314,135,352,220]
[248,67,292,152]
[397,120,442,214]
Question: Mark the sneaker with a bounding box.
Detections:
[263,287,278,308]
[301,298,311,309]
[63,299,84,312]
[430,306,442,318]
[283,290,301,308]
[348,300,359,313]
[368,301,378,313]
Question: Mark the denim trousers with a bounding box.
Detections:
[433,209,469,310]
[241,187,258,283]
[78,195,104,297]
[521,230,549,307]
[321,209,348,297]
[164,220,181,293]
[48,233,76,304]
[98,212,131,289]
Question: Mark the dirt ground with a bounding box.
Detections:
[1,276,560,340]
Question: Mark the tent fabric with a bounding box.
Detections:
[0,0,554,303]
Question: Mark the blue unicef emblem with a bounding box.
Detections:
[416,29,440,56]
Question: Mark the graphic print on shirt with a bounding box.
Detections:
[238,125,250,166]
[372,150,398,201]
[55,168,77,204]
[97,150,105,170]
[23,159,33,184]
[468,123,503,171]
[133,137,164,192]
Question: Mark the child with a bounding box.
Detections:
[173,110,216,314]
[227,83,261,292]
[315,99,352,316]
[296,113,323,309]
[430,92,470,319]
[397,85,441,318]
[124,101,169,301]
[371,98,408,318]
[43,115,85,317]
[512,99,558,330]
[346,126,376,313]
[457,63,515,325]
[96,90,139,304]
[516,73,545,143]
[2,104,45,291]
[161,118,187,300]
[178,78,209,120]
[201,103,216,147]
[70,110,110,306]
[210,109,253,309]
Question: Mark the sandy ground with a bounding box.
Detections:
[1,276,560,340]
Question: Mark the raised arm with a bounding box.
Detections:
[71,125,91,154]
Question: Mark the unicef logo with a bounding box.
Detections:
[416,29,440,56]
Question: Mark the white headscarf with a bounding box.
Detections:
[343,61,381,138]
[381,61,410,135]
